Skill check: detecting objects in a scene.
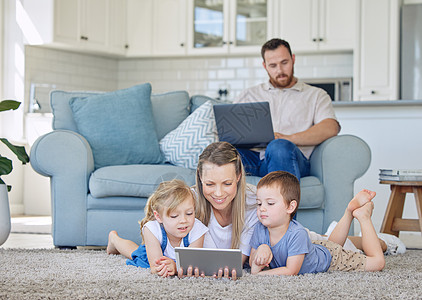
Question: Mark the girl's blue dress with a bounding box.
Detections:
[127,225,189,268]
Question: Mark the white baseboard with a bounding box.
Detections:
[10,204,24,216]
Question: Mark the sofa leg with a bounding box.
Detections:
[56,246,77,250]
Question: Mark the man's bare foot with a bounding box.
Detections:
[107,230,120,255]
[352,201,374,221]
[347,189,376,212]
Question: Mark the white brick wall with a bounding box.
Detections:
[24,46,353,112]
[24,46,119,113]
[117,53,353,100]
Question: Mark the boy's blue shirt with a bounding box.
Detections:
[250,219,332,274]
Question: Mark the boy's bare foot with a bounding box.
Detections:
[352,201,374,221]
[107,230,120,255]
[347,189,376,212]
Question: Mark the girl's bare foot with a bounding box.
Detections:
[347,189,376,212]
[352,201,374,221]
[107,230,120,255]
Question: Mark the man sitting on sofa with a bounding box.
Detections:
[234,38,340,180]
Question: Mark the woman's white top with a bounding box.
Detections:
[202,184,259,256]
[142,218,208,260]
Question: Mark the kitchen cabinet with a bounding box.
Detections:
[152,0,187,56]
[125,0,152,57]
[54,0,109,51]
[53,0,80,46]
[277,0,357,52]
[108,0,128,55]
[24,0,127,55]
[355,0,400,100]
[126,0,186,57]
[187,0,273,55]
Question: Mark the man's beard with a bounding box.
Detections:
[269,68,295,88]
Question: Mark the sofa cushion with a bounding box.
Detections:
[190,95,231,113]
[51,89,190,137]
[89,164,196,198]
[246,175,324,209]
[151,91,190,140]
[69,83,163,169]
[51,90,100,131]
[159,101,218,169]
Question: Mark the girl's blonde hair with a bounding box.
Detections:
[139,179,194,243]
[195,141,246,249]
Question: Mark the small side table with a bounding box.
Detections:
[380,180,422,237]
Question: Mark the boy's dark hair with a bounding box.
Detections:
[257,171,300,220]
[261,38,293,61]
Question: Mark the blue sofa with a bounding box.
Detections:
[30,85,371,247]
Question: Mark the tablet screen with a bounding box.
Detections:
[175,247,243,277]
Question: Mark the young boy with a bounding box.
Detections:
[249,171,385,275]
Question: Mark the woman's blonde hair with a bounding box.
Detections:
[139,179,194,243]
[195,141,246,249]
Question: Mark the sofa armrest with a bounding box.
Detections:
[309,135,371,234]
[30,130,94,246]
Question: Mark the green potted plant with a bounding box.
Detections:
[0,100,30,191]
[0,99,30,246]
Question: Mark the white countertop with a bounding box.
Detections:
[333,100,422,107]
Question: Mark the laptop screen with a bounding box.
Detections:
[213,102,274,148]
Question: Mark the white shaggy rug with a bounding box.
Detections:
[0,248,421,299]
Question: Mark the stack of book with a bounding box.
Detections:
[379,169,422,181]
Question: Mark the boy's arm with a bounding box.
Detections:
[249,248,258,270]
[250,248,264,275]
[255,254,305,276]
[250,245,273,274]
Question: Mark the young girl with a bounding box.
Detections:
[107,179,208,277]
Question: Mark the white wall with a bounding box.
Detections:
[0,0,3,101]
[2,0,25,142]
[24,46,119,113]
[2,0,26,215]
[0,0,3,135]
[24,46,353,106]
[117,53,353,100]
[335,103,422,234]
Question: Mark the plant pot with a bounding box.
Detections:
[0,184,11,246]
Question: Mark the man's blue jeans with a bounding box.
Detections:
[237,139,310,180]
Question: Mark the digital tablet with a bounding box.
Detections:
[175,247,243,277]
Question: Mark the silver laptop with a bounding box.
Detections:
[213,102,274,148]
[175,247,243,277]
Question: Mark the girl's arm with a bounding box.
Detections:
[188,234,205,248]
[155,257,177,277]
[143,227,164,274]
[254,254,305,276]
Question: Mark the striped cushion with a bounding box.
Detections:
[159,101,218,169]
